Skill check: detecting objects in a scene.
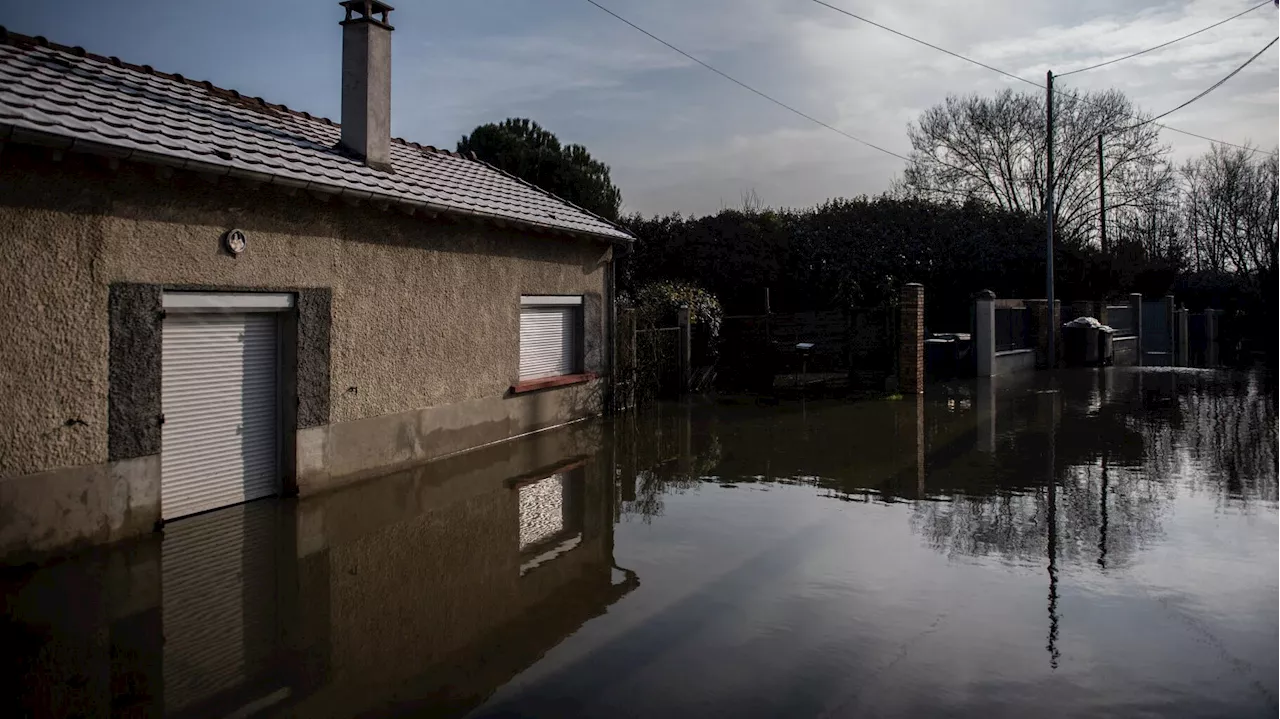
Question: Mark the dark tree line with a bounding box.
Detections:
[617,197,1167,332]
[460,93,1274,358]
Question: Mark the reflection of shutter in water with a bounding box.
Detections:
[161,502,280,713]
[519,474,567,551]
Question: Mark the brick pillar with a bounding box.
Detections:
[1129,293,1143,364]
[898,283,925,394]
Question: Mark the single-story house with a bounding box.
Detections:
[0,1,634,562]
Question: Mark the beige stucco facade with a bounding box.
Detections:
[0,146,615,562]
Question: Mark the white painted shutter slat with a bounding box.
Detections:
[161,313,279,520]
[520,306,577,380]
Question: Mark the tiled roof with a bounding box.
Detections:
[0,30,633,242]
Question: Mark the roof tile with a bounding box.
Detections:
[0,31,631,241]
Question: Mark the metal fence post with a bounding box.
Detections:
[616,307,637,409]
[677,305,691,395]
[1207,309,1219,367]
[1176,306,1189,367]
[1129,293,1143,365]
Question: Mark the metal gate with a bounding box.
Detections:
[161,311,280,520]
[1141,301,1171,365]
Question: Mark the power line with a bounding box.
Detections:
[806,0,1032,87]
[1058,0,1272,76]
[1148,124,1275,155]
[1117,36,1279,131]
[582,0,916,164]
[807,0,1275,156]
[584,0,1275,173]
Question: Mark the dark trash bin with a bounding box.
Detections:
[1063,321,1100,366]
[925,336,957,380]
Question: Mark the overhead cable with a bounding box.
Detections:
[1059,0,1273,76]
[583,0,916,164]
[1115,35,1279,131]
[807,0,1276,156]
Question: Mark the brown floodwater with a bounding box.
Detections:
[2,367,1276,718]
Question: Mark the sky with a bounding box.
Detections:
[2,0,1276,217]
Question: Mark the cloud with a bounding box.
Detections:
[292,0,1280,216]
[5,0,1271,216]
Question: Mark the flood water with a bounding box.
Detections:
[2,368,1276,718]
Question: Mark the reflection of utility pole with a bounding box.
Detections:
[1046,390,1060,669]
[1098,451,1109,570]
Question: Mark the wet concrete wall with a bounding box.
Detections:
[1113,336,1139,366]
[0,146,611,560]
[994,349,1038,375]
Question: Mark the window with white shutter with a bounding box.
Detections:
[519,296,582,381]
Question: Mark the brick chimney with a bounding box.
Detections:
[339,0,394,172]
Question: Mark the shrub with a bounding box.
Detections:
[631,281,723,339]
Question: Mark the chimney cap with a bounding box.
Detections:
[339,0,394,29]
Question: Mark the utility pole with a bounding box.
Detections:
[1097,134,1107,256]
[1045,70,1056,366]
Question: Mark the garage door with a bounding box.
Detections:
[162,309,280,520]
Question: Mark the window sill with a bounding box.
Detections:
[510,373,595,394]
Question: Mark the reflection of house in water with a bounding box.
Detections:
[0,421,637,719]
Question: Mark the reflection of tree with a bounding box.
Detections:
[1145,372,1278,505]
[912,396,1169,570]
[615,405,722,522]
[624,468,704,523]
[911,369,1275,570]
[910,469,1166,570]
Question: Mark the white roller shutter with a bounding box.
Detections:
[162,312,280,520]
[520,306,578,380]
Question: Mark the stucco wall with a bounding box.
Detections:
[0,160,110,477]
[0,147,610,482]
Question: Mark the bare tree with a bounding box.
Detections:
[901,88,1175,248]
[1179,144,1279,276]
[739,187,765,213]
